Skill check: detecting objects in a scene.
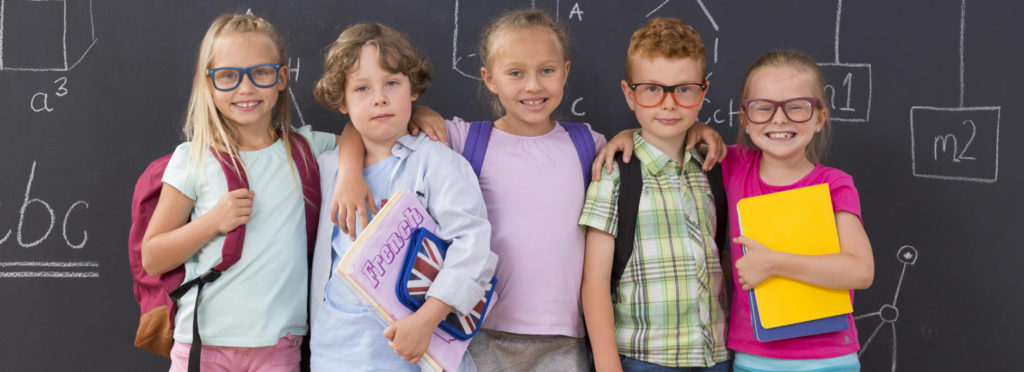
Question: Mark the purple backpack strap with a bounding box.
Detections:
[461,121,493,177]
[557,122,597,189]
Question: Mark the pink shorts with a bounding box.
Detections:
[169,333,303,372]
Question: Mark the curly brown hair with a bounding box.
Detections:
[314,23,432,111]
[625,17,706,80]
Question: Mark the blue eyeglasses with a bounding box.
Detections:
[207,63,283,91]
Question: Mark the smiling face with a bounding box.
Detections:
[208,32,287,129]
[341,44,417,148]
[481,26,570,130]
[741,65,827,165]
[622,56,704,149]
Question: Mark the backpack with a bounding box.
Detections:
[610,154,728,301]
[461,121,597,187]
[128,131,321,367]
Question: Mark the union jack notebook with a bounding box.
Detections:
[397,227,497,341]
[337,190,480,372]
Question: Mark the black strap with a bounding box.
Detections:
[169,269,222,372]
[611,155,642,302]
[705,165,732,302]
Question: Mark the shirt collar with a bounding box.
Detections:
[390,132,428,159]
[631,132,701,176]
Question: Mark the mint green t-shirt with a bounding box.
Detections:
[162,126,335,347]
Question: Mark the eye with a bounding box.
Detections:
[508,70,521,78]
[354,85,369,92]
[676,86,693,94]
[642,85,661,94]
[541,67,556,75]
[219,70,237,80]
[386,80,399,87]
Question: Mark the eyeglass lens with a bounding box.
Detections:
[745,99,814,123]
[634,83,704,107]
[211,65,280,91]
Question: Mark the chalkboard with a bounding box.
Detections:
[0,0,1017,370]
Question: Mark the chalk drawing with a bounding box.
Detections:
[854,245,917,372]
[909,0,1000,183]
[818,0,872,123]
[0,0,97,72]
[0,261,99,278]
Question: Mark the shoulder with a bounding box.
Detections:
[445,116,474,153]
[816,165,856,189]
[559,121,607,149]
[316,147,339,175]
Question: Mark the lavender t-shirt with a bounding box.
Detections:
[446,117,606,337]
[721,145,862,359]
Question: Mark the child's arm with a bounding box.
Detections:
[382,297,453,364]
[333,124,375,240]
[140,185,253,275]
[591,122,726,181]
[734,211,874,290]
[581,227,624,372]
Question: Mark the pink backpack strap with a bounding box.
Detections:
[282,130,322,255]
[211,150,249,272]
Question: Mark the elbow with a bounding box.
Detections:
[140,244,167,277]
[851,267,874,290]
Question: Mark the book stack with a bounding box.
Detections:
[736,184,853,342]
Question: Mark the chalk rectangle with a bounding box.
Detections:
[818,63,872,123]
[910,106,1000,183]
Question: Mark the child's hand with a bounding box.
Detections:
[409,105,447,146]
[733,236,778,290]
[685,121,727,170]
[382,309,437,364]
[207,189,254,233]
[331,169,377,240]
[592,129,637,182]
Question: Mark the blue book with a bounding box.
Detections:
[750,290,849,342]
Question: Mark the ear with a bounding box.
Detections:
[276,65,289,91]
[481,67,499,94]
[816,107,829,131]
[620,80,636,111]
[411,91,419,102]
[562,60,571,85]
[338,103,348,115]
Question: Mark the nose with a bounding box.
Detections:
[770,105,787,125]
[525,73,541,92]
[373,89,389,107]
[660,92,677,111]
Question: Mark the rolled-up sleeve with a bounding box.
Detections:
[421,148,497,315]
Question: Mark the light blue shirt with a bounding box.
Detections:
[162,126,335,347]
[309,133,496,370]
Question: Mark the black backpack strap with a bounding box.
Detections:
[610,154,642,301]
[704,164,732,302]
[169,269,223,372]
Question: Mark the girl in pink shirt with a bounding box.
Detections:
[722,50,874,371]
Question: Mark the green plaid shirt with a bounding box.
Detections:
[579,133,728,367]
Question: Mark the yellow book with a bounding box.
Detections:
[736,183,853,328]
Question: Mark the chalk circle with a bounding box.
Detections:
[897,245,918,265]
[879,304,899,322]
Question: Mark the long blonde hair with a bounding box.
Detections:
[183,13,299,179]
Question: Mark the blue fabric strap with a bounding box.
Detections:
[558,122,596,189]
[462,121,493,177]
[461,121,595,189]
